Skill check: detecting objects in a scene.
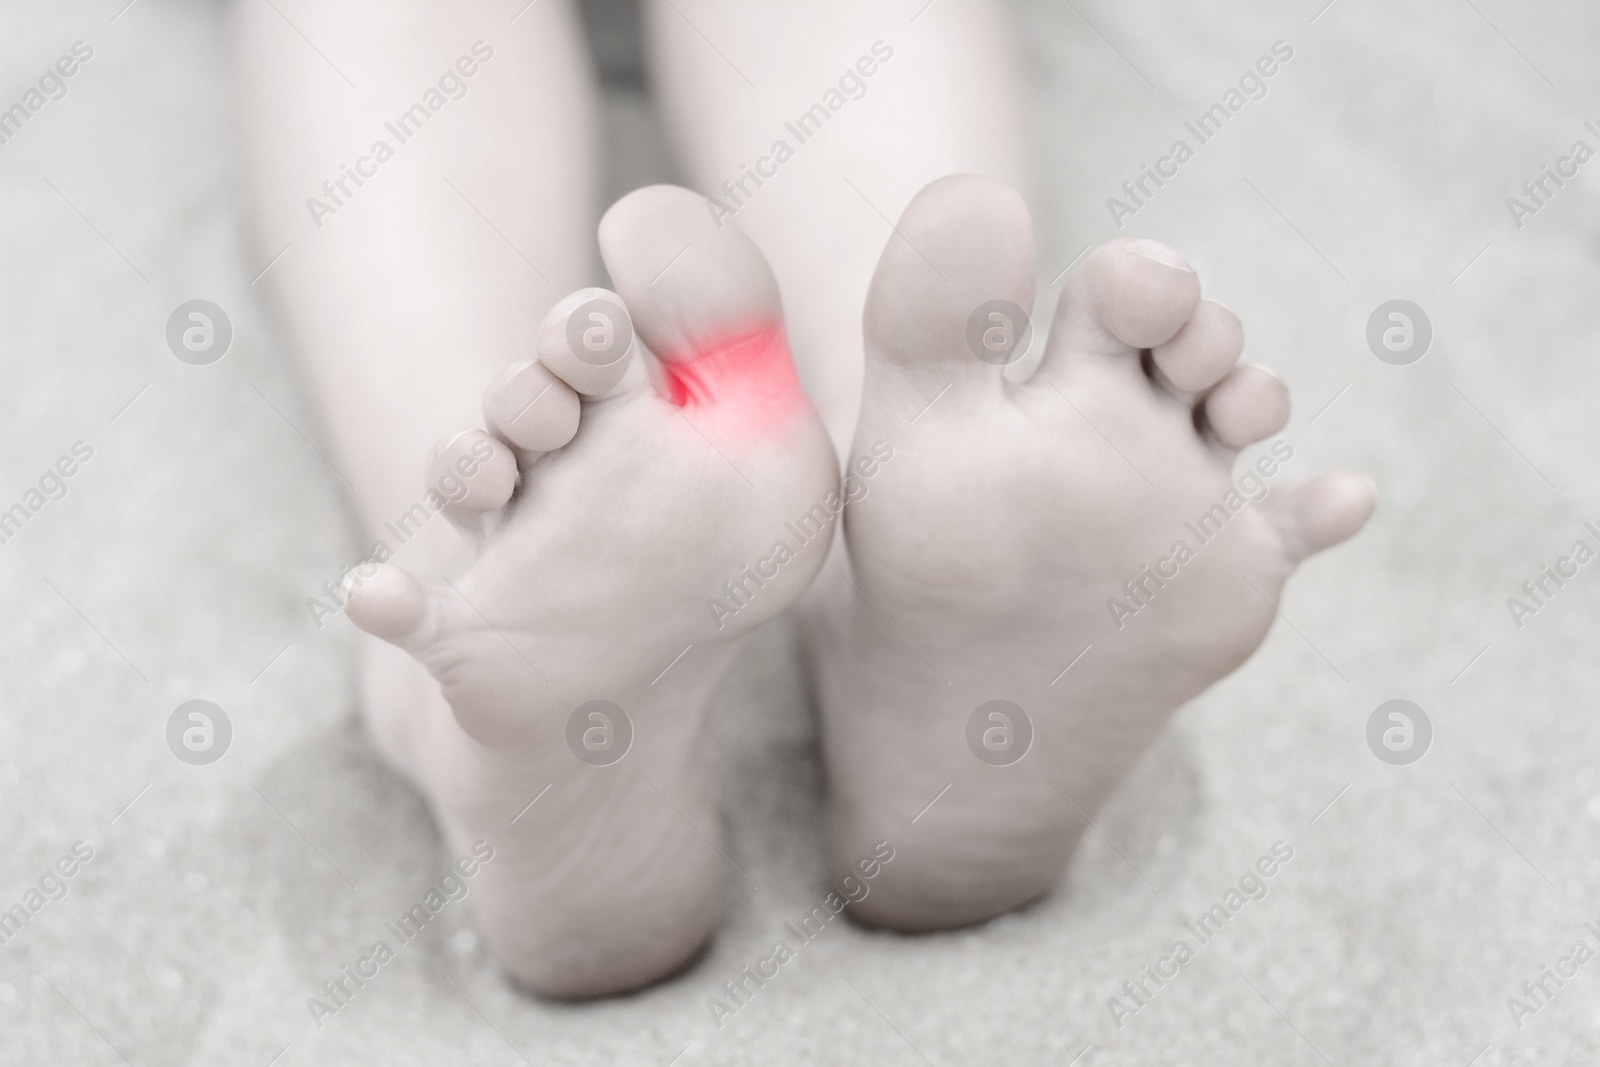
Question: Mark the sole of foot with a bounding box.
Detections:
[346,185,837,995]
[812,174,1375,932]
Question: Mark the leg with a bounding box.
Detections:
[643,0,1031,450]
[236,0,599,772]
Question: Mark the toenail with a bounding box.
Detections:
[1126,239,1192,272]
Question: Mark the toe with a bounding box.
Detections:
[536,288,641,398]
[600,185,782,357]
[1092,239,1202,348]
[598,185,811,435]
[425,430,518,543]
[1151,299,1243,393]
[1037,238,1201,380]
[345,562,438,651]
[1272,471,1377,562]
[1201,365,1289,449]
[862,174,1036,391]
[484,358,580,456]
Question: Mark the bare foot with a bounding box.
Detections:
[812,175,1375,931]
[347,186,836,995]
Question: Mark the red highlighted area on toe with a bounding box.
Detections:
[657,323,810,442]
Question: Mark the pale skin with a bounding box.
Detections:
[238,0,1373,994]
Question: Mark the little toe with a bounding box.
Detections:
[536,287,641,398]
[1201,365,1289,449]
[345,562,438,652]
[484,358,580,457]
[1151,299,1243,393]
[1272,471,1377,562]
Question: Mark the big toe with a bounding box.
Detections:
[598,185,808,436]
[862,174,1037,389]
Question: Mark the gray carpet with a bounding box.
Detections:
[2,1,1598,1064]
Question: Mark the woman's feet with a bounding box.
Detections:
[811,174,1375,930]
[345,185,837,995]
